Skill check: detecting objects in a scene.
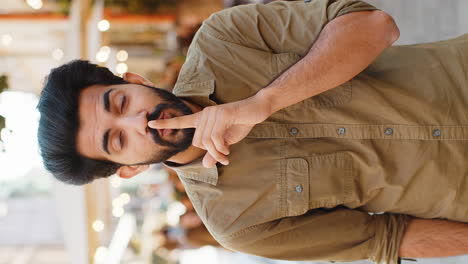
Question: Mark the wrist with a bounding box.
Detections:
[250,89,274,123]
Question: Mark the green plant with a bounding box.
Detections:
[49,0,72,15]
[0,75,8,94]
[0,115,5,151]
[105,0,179,14]
[0,74,8,149]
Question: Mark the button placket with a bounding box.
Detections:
[337,127,346,135]
[284,158,309,216]
[385,127,393,135]
[290,127,299,136]
[295,185,303,193]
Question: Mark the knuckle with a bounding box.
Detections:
[212,151,225,161]
[202,135,211,144]
[212,152,222,161]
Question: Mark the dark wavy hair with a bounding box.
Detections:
[37,60,128,185]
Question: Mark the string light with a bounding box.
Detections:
[112,197,122,208]
[96,46,111,63]
[96,51,109,62]
[52,48,64,61]
[116,50,128,62]
[112,206,124,217]
[112,193,131,208]
[97,20,110,32]
[92,219,105,232]
[116,63,128,74]
[100,46,111,54]
[1,34,12,46]
[110,176,122,188]
[27,0,43,10]
[119,193,131,205]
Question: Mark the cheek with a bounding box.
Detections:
[132,136,160,156]
[132,91,161,110]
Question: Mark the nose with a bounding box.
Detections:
[117,110,148,136]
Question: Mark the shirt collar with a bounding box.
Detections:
[173,80,218,108]
[164,79,219,185]
[163,156,219,185]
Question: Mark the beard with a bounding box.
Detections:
[131,84,195,166]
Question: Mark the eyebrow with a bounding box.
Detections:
[103,88,114,112]
[102,88,114,155]
[102,129,111,155]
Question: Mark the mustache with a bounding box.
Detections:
[147,104,165,121]
[147,103,174,147]
[146,102,194,148]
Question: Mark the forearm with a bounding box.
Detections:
[400,218,468,258]
[255,10,399,114]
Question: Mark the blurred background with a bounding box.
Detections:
[0,0,467,264]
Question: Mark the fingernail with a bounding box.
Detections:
[222,161,229,165]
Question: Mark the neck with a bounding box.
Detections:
[166,99,207,165]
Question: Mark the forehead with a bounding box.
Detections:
[75,84,111,160]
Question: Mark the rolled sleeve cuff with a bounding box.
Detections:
[329,0,381,19]
[370,213,412,264]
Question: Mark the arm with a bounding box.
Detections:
[150,2,400,167]
[255,9,400,114]
[217,208,410,264]
[400,217,468,258]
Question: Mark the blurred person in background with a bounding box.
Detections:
[36,0,468,264]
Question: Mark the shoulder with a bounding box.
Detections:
[201,2,286,38]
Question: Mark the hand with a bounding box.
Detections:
[148,94,271,168]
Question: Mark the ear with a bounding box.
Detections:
[122,72,155,87]
[116,164,150,179]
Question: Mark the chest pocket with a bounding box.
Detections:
[281,152,357,217]
[272,52,353,109]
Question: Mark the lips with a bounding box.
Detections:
[157,111,171,137]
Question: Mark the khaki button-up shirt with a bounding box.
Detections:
[163,0,468,263]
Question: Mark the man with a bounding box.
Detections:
[37,0,468,263]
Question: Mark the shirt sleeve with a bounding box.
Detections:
[201,0,380,56]
[215,207,411,264]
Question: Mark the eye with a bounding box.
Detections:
[120,96,127,113]
[119,131,124,149]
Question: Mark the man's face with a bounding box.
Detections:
[76,83,195,166]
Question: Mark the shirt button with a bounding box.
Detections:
[433,129,441,137]
[290,127,299,135]
[295,185,303,193]
[337,127,346,135]
[385,127,393,135]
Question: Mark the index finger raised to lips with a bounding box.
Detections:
[148,113,198,129]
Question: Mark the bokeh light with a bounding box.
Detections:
[92,219,105,232]
[52,48,64,61]
[1,34,12,46]
[97,19,110,32]
[115,63,128,74]
[116,50,128,62]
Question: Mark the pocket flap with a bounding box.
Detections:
[285,158,310,216]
